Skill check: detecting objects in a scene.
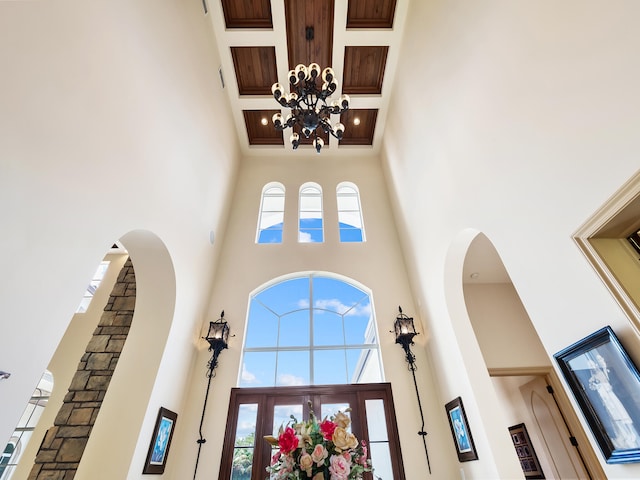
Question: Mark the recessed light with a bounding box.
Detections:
[261,118,268,126]
[353,117,361,126]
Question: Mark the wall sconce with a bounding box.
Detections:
[392,306,431,473]
[204,311,230,377]
[0,371,11,380]
[193,311,230,480]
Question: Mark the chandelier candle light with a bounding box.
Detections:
[271,63,350,153]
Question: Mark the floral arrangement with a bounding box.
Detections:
[264,406,372,480]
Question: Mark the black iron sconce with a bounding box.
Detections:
[392,306,431,473]
[203,311,230,377]
[193,311,230,480]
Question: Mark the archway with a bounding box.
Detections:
[10,230,177,479]
[460,231,602,479]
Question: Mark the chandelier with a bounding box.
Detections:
[271,63,350,153]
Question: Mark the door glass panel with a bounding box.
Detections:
[272,404,304,435]
[366,399,393,479]
[365,399,388,441]
[232,403,258,480]
[369,443,393,480]
[321,403,351,432]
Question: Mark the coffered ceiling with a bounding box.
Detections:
[207,0,408,157]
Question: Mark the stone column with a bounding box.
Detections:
[28,258,136,480]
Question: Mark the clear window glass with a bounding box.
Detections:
[256,183,285,244]
[240,274,383,387]
[337,183,365,242]
[76,261,110,313]
[231,403,257,480]
[299,183,323,243]
[366,399,393,479]
[0,371,53,480]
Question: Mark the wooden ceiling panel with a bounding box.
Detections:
[221,0,273,29]
[244,110,284,145]
[339,109,378,146]
[343,46,388,95]
[213,0,406,155]
[346,0,396,29]
[284,0,334,70]
[231,47,278,96]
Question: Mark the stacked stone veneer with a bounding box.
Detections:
[29,258,136,480]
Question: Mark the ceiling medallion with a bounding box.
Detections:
[271,63,350,153]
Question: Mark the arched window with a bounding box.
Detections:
[223,276,405,480]
[337,182,365,242]
[298,183,324,243]
[240,273,382,387]
[256,183,285,244]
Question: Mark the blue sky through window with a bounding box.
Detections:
[337,183,364,243]
[240,274,382,388]
[299,184,323,243]
[257,184,285,244]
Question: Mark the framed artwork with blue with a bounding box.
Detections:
[445,396,478,462]
[555,326,640,463]
[143,407,178,474]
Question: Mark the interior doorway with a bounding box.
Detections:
[492,372,593,479]
[462,232,603,479]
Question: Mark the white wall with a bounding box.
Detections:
[464,283,550,370]
[383,0,640,477]
[0,0,239,477]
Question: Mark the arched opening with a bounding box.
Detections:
[460,231,603,479]
[10,231,177,480]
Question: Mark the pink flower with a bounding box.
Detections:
[342,451,352,464]
[319,419,337,441]
[271,450,281,466]
[278,427,299,454]
[358,441,368,466]
[311,443,328,465]
[329,454,351,480]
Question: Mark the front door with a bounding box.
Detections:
[218,383,405,480]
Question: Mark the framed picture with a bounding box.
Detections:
[445,396,478,462]
[143,407,178,474]
[554,326,640,463]
[509,423,545,479]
